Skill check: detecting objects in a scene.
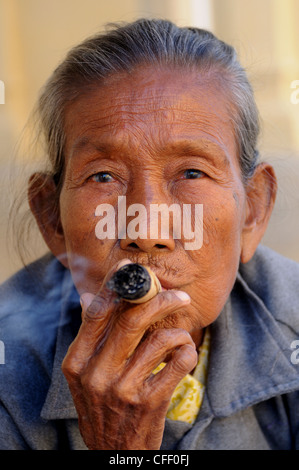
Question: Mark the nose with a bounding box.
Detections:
[119,177,176,253]
[120,237,175,253]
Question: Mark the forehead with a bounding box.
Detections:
[63,65,238,162]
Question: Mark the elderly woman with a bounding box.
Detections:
[0,18,299,451]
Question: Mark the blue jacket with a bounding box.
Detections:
[0,245,299,449]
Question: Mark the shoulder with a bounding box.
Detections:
[0,253,65,334]
[238,244,299,334]
[0,253,65,312]
[0,253,66,384]
[0,254,74,445]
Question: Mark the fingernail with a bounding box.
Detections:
[80,293,95,311]
[174,291,191,302]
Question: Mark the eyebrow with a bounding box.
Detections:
[70,137,115,159]
[160,139,231,168]
[70,136,232,169]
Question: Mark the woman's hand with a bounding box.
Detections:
[61,261,198,450]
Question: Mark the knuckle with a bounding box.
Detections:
[148,328,175,349]
[117,310,143,334]
[114,380,134,401]
[80,367,103,394]
[83,288,117,321]
[61,354,81,382]
[113,378,149,409]
[61,340,89,381]
[173,344,198,374]
[84,295,106,319]
[149,327,193,350]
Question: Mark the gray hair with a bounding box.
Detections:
[37,18,260,190]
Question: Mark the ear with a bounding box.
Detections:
[28,173,69,268]
[240,163,277,263]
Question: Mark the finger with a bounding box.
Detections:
[63,259,133,376]
[80,292,95,315]
[99,290,191,365]
[77,258,134,350]
[148,343,198,393]
[124,328,196,382]
[82,258,133,321]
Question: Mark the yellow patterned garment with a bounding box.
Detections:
[153,327,210,425]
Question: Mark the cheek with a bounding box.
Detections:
[187,188,245,313]
[59,190,117,291]
[202,186,245,255]
[61,194,95,251]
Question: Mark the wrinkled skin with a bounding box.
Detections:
[28,65,277,449]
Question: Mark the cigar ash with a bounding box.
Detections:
[107,264,152,301]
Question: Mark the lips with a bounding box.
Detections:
[115,258,184,291]
[158,280,176,290]
[151,274,180,291]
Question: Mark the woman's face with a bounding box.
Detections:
[52,66,254,341]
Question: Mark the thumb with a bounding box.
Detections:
[79,258,133,320]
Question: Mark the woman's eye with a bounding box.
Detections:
[183,169,204,179]
[91,172,113,183]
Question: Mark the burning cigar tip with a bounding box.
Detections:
[107,263,161,303]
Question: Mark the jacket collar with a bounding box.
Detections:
[40,268,80,420]
[41,264,299,421]
[206,272,299,418]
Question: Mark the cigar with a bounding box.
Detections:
[107,263,162,303]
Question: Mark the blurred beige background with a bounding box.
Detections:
[0,0,298,282]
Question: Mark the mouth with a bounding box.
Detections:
[158,279,178,290]
[115,258,186,292]
[149,269,184,291]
